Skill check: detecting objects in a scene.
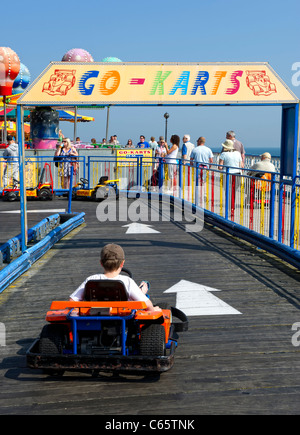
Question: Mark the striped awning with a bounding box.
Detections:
[0,108,94,122]
[0,120,30,133]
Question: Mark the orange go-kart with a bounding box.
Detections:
[26,269,188,376]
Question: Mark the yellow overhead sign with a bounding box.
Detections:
[18,62,298,106]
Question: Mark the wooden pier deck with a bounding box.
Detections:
[0,196,300,415]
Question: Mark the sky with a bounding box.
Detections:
[2,0,300,151]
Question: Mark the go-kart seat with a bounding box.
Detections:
[83,279,128,301]
[99,176,109,185]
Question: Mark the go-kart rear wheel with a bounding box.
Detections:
[140,324,166,356]
[8,191,18,202]
[39,324,68,355]
[38,187,52,200]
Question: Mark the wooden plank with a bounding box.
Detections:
[0,197,300,415]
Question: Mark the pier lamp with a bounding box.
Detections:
[164,112,169,142]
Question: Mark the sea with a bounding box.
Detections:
[210,146,281,158]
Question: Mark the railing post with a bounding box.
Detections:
[68,165,74,213]
[178,159,183,199]
[269,173,276,239]
[88,156,91,189]
[83,155,86,180]
[225,167,230,221]
[17,104,27,252]
[158,158,164,192]
[290,175,297,248]
[194,163,199,207]
[136,157,140,188]
[139,156,143,191]
[278,178,284,243]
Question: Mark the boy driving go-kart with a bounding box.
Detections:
[27,244,188,376]
[70,244,160,312]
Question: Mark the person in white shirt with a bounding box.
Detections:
[218,139,243,174]
[70,244,160,311]
[164,134,179,192]
[190,137,213,168]
[222,130,245,163]
[2,135,19,187]
[248,152,276,177]
[149,136,158,151]
[181,134,195,163]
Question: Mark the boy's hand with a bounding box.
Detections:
[139,281,149,295]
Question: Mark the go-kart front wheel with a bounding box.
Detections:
[140,324,166,357]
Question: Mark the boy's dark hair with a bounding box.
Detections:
[100,243,125,272]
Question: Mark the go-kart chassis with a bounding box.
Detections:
[26,306,188,374]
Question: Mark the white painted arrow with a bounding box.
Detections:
[164,280,241,316]
[122,223,160,234]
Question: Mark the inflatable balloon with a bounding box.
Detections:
[12,63,31,95]
[30,107,59,149]
[102,57,122,62]
[0,47,20,96]
[62,48,94,62]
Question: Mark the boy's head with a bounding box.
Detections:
[100,243,125,272]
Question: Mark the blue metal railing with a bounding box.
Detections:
[1,154,300,265]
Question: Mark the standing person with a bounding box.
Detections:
[2,135,19,187]
[218,139,243,174]
[137,135,150,148]
[54,137,78,189]
[155,138,167,158]
[223,130,246,163]
[190,137,214,168]
[125,139,135,148]
[181,134,195,163]
[58,129,64,144]
[112,135,119,145]
[149,136,158,151]
[165,134,180,192]
[155,138,167,170]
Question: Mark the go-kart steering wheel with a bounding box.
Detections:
[121,267,132,278]
[80,177,89,185]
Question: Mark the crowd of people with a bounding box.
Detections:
[51,130,276,180]
[1,129,277,190]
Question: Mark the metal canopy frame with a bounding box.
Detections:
[15,62,300,252]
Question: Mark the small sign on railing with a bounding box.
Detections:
[116,149,153,167]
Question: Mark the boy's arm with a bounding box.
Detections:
[145,298,161,311]
[69,280,86,301]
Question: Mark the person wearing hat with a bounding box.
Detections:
[222,130,246,163]
[248,152,276,177]
[70,244,160,311]
[2,135,19,187]
[218,139,243,174]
